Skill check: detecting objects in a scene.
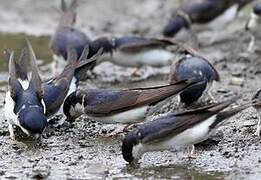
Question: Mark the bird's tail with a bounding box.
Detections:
[58,0,78,28]
[210,96,260,129]
[73,46,103,83]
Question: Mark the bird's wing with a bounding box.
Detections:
[115,37,174,52]
[83,79,198,116]
[140,97,238,144]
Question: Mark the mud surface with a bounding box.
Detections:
[0,0,261,179]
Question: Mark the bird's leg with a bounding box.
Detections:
[204,82,217,103]
[254,110,261,136]
[207,90,217,103]
[183,145,196,159]
[105,124,130,137]
[8,123,15,140]
[130,68,144,77]
[247,34,256,53]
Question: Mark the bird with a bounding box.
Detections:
[63,78,202,135]
[245,3,261,53]
[23,40,101,122]
[169,52,219,106]
[41,45,102,118]
[252,90,261,136]
[86,36,197,77]
[4,44,47,140]
[163,0,252,37]
[122,96,258,164]
[49,0,91,73]
[95,36,177,68]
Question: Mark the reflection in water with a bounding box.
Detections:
[122,164,225,179]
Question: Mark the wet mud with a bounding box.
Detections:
[0,0,261,179]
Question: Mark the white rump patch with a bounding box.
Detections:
[18,79,29,90]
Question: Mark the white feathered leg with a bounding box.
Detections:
[254,110,261,136]
[247,34,256,53]
[8,123,15,140]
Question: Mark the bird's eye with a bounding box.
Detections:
[137,131,142,138]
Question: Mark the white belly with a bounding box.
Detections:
[110,49,175,67]
[4,91,19,126]
[144,115,217,152]
[208,4,239,30]
[247,13,261,35]
[89,106,148,124]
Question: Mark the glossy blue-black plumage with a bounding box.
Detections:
[14,81,47,134]
[122,112,187,163]
[14,82,43,114]
[170,56,219,105]
[51,27,90,60]
[163,16,188,37]
[18,107,47,134]
[254,3,261,15]
[163,0,232,37]
[43,80,67,117]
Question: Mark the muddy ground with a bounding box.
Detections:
[0,0,261,179]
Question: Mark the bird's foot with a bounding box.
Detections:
[254,128,261,137]
[103,125,129,137]
[182,145,196,160]
[182,154,197,160]
[10,134,15,141]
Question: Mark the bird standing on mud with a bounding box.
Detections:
[63,79,201,135]
[87,36,198,77]
[163,0,252,37]
[122,96,259,164]
[90,36,177,68]
[49,0,92,73]
[169,51,219,105]
[4,43,47,140]
[42,46,101,119]
[245,3,261,53]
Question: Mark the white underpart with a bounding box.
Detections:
[54,77,77,119]
[90,105,148,124]
[4,91,30,138]
[132,115,217,160]
[247,13,260,30]
[41,99,46,114]
[208,4,239,30]
[4,91,19,127]
[67,77,77,98]
[18,79,29,90]
[108,49,175,68]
